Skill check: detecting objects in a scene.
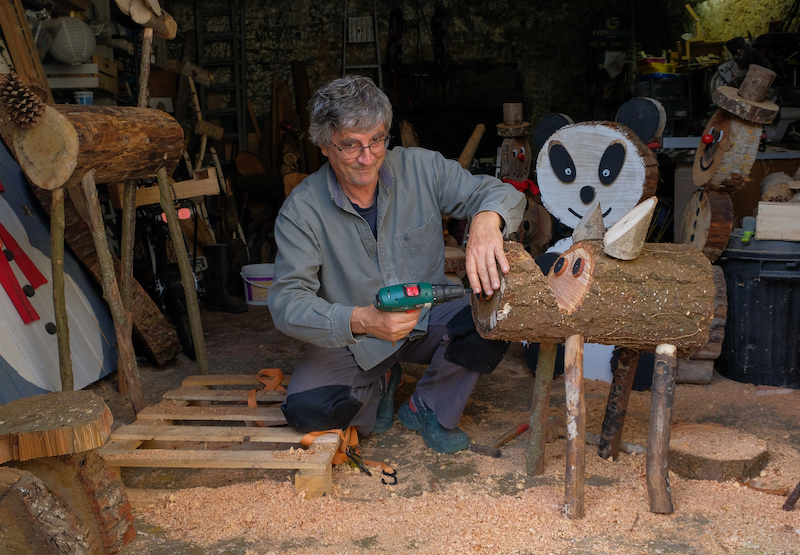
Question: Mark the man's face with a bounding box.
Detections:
[320,124,388,194]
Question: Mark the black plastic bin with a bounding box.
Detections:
[716,231,800,388]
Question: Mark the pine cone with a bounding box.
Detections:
[0,73,46,128]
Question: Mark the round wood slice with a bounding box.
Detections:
[668,424,769,481]
[712,86,779,125]
[0,390,113,464]
[693,108,760,191]
[679,189,733,263]
[536,121,658,230]
[0,467,95,554]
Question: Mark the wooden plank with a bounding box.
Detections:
[756,201,800,241]
[106,167,220,210]
[43,64,101,75]
[162,388,286,404]
[182,374,290,387]
[1,0,54,102]
[97,447,332,470]
[136,404,287,424]
[109,424,338,445]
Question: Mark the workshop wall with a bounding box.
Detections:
[694,0,790,42]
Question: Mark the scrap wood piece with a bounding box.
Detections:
[399,119,420,147]
[667,423,770,481]
[472,240,715,357]
[0,390,112,464]
[457,123,486,169]
[679,188,733,262]
[32,186,182,366]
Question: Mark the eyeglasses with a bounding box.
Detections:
[329,135,391,159]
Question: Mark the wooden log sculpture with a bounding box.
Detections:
[473,232,715,516]
[711,64,779,125]
[692,108,761,192]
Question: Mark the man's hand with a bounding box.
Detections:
[465,211,508,298]
[351,304,421,342]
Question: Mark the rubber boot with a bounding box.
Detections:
[203,243,248,313]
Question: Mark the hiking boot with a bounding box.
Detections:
[397,402,469,453]
[373,363,402,434]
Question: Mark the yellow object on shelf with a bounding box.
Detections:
[638,62,677,75]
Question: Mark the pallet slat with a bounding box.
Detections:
[136,403,287,425]
[182,374,290,387]
[109,424,338,445]
[162,387,286,403]
[98,446,332,470]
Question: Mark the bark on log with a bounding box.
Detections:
[598,347,640,460]
[0,467,94,555]
[525,342,557,476]
[563,334,586,519]
[647,343,676,514]
[5,105,183,191]
[10,450,136,554]
[693,108,760,191]
[0,390,112,464]
[679,189,733,263]
[32,187,182,366]
[689,265,727,359]
[472,241,715,357]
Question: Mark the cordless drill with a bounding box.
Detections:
[373,283,473,312]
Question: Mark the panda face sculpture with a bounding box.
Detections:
[536,122,653,230]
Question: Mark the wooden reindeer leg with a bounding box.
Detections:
[563,333,585,519]
[156,167,209,374]
[598,347,640,460]
[647,343,677,513]
[81,171,145,413]
[526,341,557,476]
[50,187,72,391]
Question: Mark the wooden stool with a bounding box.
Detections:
[0,390,135,554]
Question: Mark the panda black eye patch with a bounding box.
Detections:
[598,142,626,185]
[548,142,576,184]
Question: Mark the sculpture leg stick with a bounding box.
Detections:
[647,343,677,514]
[563,334,585,519]
[526,342,557,476]
[598,347,640,460]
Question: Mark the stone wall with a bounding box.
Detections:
[694,0,790,41]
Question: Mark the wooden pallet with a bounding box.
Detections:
[98,374,340,498]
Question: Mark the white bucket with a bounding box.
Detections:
[74,91,93,105]
[240,263,274,306]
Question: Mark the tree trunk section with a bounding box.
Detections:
[472,241,715,357]
[525,342,556,476]
[598,347,640,460]
[668,424,769,481]
[563,334,585,519]
[693,109,760,191]
[647,343,676,514]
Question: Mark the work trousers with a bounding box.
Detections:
[282,296,481,436]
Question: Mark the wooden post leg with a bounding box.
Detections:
[156,167,209,374]
[598,347,640,460]
[81,171,146,413]
[526,341,557,476]
[647,343,677,514]
[50,187,72,391]
[563,334,585,519]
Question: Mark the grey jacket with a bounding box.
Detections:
[267,146,525,370]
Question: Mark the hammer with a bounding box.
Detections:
[469,414,566,458]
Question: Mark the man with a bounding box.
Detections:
[268,75,525,453]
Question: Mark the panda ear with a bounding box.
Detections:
[533,113,574,152]
[615,97,666,144]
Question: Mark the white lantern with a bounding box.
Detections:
[50,17,96,65]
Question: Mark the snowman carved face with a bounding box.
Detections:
[536,122,649,230]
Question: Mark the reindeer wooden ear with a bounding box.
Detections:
[603,196,658,260]
[533,113,574,152]
[615,98,666,144]
[572,200,605,242]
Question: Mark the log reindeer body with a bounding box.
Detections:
[472,240,715,358]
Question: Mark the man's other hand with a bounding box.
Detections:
[351,304,421,342]
[465,211,508,298]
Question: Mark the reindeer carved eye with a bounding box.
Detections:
[571,257,585,278]
[553,257,567,276]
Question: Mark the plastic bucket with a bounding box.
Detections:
[74,91,93,105]
[240,263,274,306]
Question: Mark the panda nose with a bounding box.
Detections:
[580,186,595,204]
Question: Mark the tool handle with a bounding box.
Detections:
[493,422,530,449]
